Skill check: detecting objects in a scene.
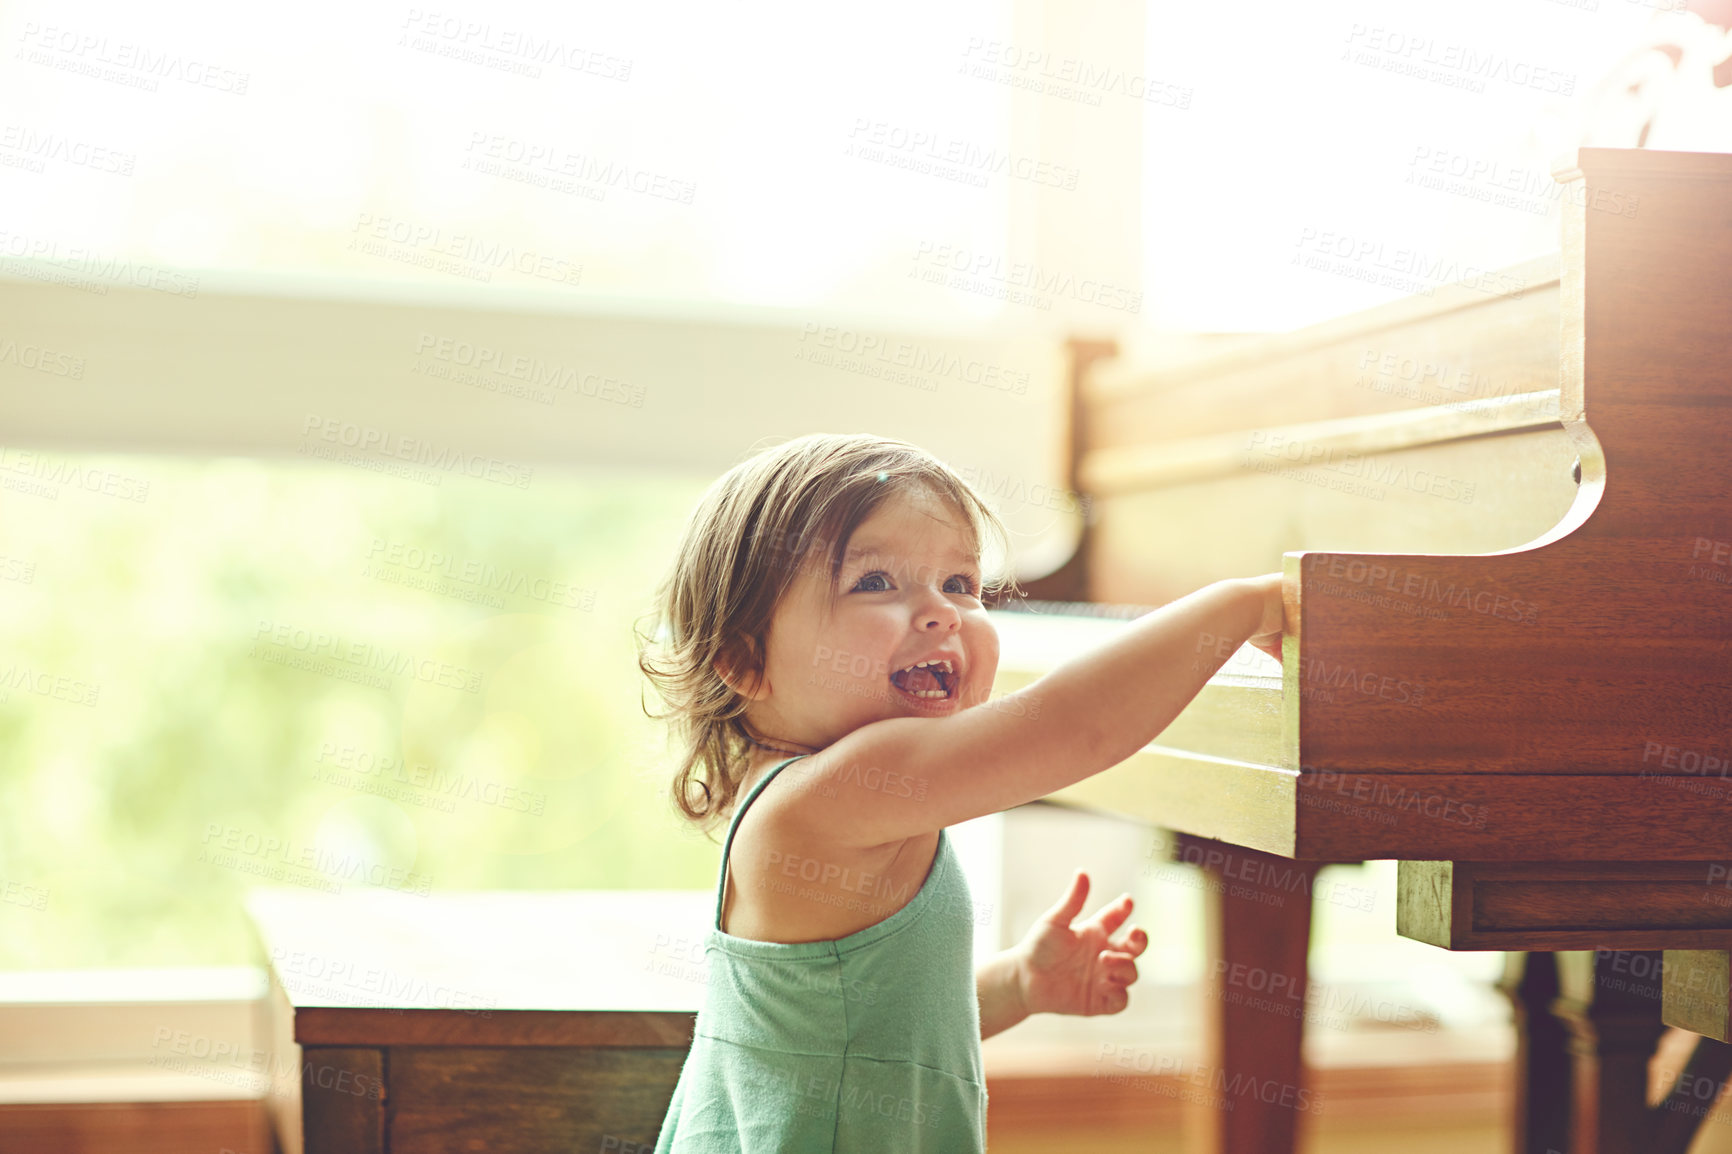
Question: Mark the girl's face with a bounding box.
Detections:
[739,484,1001,751]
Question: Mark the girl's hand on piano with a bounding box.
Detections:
[1011,870,1146,1018]
[1245,572,1287,663]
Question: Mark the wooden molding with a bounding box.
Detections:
[1399,861,1732,951]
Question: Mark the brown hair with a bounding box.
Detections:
[635,433,1018,841]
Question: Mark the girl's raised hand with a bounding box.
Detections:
[1013,870,1147,1018]
[1244,572,1287,663]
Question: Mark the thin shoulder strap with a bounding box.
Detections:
[714,755,808,931]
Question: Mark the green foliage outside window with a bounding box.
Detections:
[0,454,717,969]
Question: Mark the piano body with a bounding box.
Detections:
[992,146,1732,1153]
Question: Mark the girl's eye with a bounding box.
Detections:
[851,571,980,595]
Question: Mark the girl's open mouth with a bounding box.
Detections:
[889,659,954,701]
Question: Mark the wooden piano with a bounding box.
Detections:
[991,146,1732,1154]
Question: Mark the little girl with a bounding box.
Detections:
[637,433,1285,1152]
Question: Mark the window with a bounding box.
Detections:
[0,454,718,967]
[1140,0,1683,330]
[3,1,1026,324]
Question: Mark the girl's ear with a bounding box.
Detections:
[714,639,768,701]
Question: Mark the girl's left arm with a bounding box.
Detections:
[977,950,1030,1041]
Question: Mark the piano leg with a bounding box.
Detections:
[1499,952,1570,1154]
[1549,949,1669,1153]
[1178,834,1325,1154]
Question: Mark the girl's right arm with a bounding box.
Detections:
[796,574,1286,850]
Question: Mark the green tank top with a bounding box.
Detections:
[654,754,988,1152]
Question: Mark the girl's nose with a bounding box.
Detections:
[914,590,961,631]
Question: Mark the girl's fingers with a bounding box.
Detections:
[1041,870,1089,925]
[1089,894,1135,936]
[1101,957,1138,984]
